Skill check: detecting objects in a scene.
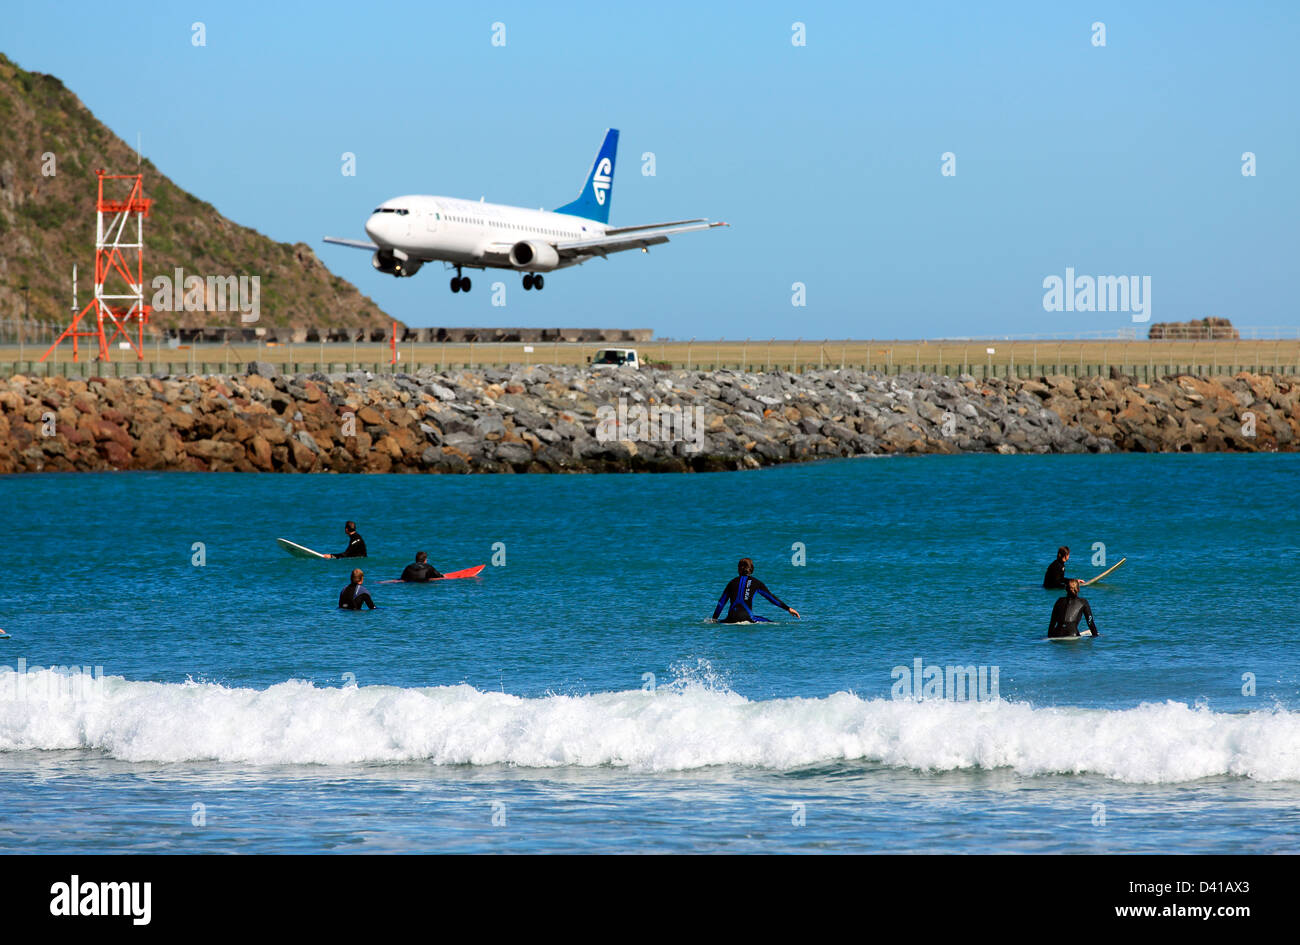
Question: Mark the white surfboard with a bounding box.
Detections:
[276,538,329,559]
[1048,630,1095,641]
[1081,556,1126,586]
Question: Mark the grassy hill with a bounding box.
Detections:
[0,52,399,340]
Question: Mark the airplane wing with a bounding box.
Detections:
[602,218,706,235]
[555,221,728,259]
[323,237,380,251]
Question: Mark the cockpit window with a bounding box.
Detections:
[372,208,409,215]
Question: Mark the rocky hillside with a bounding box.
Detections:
[0,52,396,339]
[0,367,1295,474]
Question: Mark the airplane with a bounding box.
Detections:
[323,129,727,293]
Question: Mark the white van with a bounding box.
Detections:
[589,348,640,369]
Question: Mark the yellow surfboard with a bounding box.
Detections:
[276,538,329,560]
[1081,556,1126,586]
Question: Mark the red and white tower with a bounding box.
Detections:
[41,169,152,362]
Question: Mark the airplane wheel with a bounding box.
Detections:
[462,277,471,292]
[522,274,534,290]
[450,277,461,293]
[534,275,544,290]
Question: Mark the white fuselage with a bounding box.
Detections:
[364,195,606,271]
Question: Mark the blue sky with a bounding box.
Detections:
[7,1,1298,337]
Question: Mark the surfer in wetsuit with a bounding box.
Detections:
[327,521,367,559]
[1048,579,1098,637]
[339,568,377,610]
[710,558,800,624]
[1043,545,1070,589]
[400,551,443,582]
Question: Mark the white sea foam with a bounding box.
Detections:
[1,668,1298,782]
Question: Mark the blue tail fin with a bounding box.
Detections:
[554,129,618,223]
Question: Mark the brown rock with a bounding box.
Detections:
[248,435,274,470]
[364,450,392,473]
[290,437,318,471]
[163,407,197,433]
[186,439,243,463]
[91,419,132,452]
[260,422,289,446]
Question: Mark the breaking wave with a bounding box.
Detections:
[2,668,1298,782]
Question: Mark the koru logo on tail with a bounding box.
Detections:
[592,158,612,204]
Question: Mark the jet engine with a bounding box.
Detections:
[508,240,560,272]
[372,249,423,277]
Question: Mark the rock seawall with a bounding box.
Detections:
[0,366,1295,474]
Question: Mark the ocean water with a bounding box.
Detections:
[1,454,1298,854]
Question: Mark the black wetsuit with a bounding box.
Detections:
[338,532,367,558]
[1048,595,1097,637]
[338,582,376,610]
[1043,558,1068,589]
[713,575,792,624]
[400,562,443,582]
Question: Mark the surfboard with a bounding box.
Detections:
[1081,556,1126,586]
[276,538,329,560]
[377,564,486,584]
[1049,631,1095,640]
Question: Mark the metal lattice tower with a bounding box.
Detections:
[41,169,152,362]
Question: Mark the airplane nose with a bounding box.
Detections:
[364,215,382,242]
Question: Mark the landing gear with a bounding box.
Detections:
[522,274,544,291]
[522,274,534,290]
[450,268,471,293]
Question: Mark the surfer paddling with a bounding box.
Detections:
[399,551,443,582]
[338,569,377,610]
[710,557,799,624]
[326,521,367,559]
[1042,545,1071,589]
[1048,579,1099,638]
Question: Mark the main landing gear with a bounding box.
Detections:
[450,267,472,293]
[522,274,545,291]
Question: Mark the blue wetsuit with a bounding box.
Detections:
[713,575,791,624]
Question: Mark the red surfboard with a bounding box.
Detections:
[378,564,486,584]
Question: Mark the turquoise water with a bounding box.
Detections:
[2,454,1298,853]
